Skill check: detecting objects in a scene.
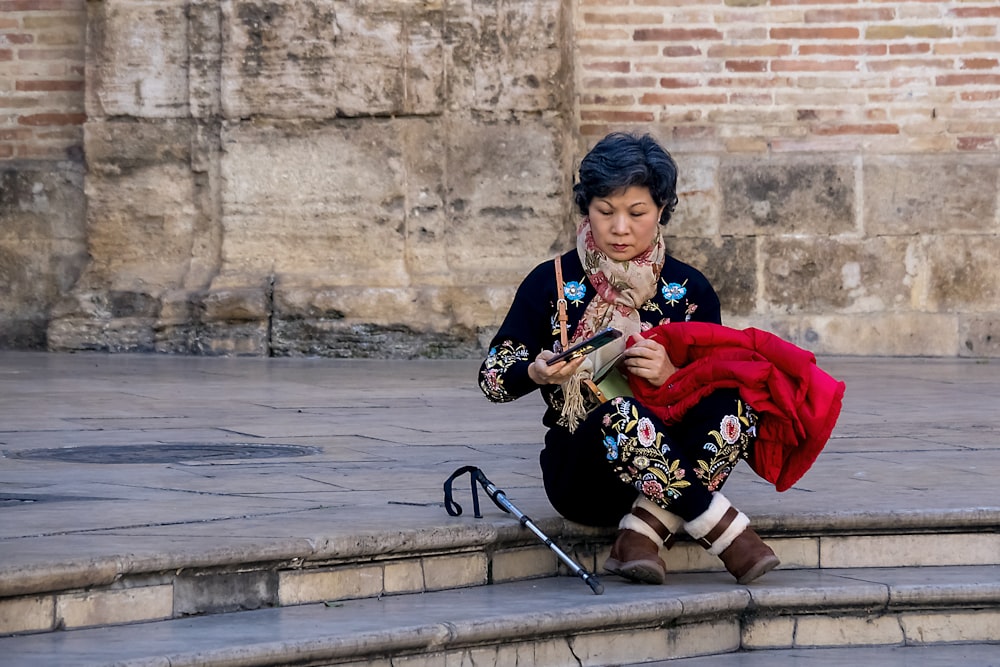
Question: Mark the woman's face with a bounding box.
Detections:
[587,186,664,261]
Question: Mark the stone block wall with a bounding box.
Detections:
[1,0,998,357]
[0,0,87,348]
[575,0,1000,357]
[44,0,575,356]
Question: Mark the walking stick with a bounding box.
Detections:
[443,466,604,595]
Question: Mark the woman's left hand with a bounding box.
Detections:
[622,335,676,387]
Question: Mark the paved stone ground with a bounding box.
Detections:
[0,351,998,665]
[2,352,997,566]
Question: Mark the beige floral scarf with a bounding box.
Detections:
[559,217,665,431]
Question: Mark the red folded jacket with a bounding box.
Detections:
[629,322,846,492]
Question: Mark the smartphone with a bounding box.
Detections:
[546,327,623,366]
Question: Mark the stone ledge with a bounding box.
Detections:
[1,510,998,637]
[3,507,996,599]
[0,567,997,666]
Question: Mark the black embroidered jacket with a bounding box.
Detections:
[479,248,721,428]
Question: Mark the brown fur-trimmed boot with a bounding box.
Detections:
[683,493,780,585]
[603,497,682,585]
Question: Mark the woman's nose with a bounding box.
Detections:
[611,214,629,233]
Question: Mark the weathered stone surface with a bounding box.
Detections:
[760,236,916,314]
[864,157,999,235]
[48,312,159,353]
[900,610,1000,645]
[0,165,87,348]
[0,167,86,243]
[443,115,570,286]
[664,237,757,317]
[720,157,856,235]
[80,121,202,293]
[272,320,480,359]
[0,239,89,348]
[220,0,449,119]
[156,320,268,356]
[84,119,193,176]
[151,288,270,355]
[270,282,516,357]
[924,235,1000,312]
[446,0,569,112]
[57,585,173,629]
[270,282,487,356]
[215,113,566,299]
[670,154,721,239]
[16,0,1000,358]
[201,287,270,322]
[216,119,410,287]
[278,566,384,606]
[84,162,198,290]
[0,595,53,635]
[422,553,487,591]
[189,0,223,118]
[734,313,960,357]
[959,315,1000,358]
[86,0,190,119]
[174,571,277,615]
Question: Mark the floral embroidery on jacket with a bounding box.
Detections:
[696,401,758,491]
[602,397,692,504]
[641,299,663,315]
[661,280,688,305]
[480,339,530,403]
[563,280,586,305]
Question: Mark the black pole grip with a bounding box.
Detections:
[443,465,483,517]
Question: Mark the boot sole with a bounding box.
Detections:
[736,555,781,585]
[604,558,666,585]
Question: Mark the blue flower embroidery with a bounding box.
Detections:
[662,282,687,304]
[564,281,586,305]
[603,435,618,460]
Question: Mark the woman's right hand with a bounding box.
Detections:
[528,350,586,386]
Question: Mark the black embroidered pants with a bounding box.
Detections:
[540,389,757,526]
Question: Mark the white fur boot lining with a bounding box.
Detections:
[683,493,750,555]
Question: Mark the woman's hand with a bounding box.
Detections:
[528,350,587,386]
[622,335,676,387]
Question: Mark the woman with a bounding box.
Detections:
[478,132,780,586]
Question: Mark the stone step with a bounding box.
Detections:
[636,643,1000,667]
[2,509,998,637]
[1,565,998,666]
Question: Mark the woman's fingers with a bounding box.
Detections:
[623,338,674,385]
[530,351,585,385]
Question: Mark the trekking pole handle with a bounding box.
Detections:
[443,465,485,518]
[473,470,520,516]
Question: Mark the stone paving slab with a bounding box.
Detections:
[1,353,999,589]
[0,565,997,666]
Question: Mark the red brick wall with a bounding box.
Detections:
[575,0,1000,153]
[0,0,85,160]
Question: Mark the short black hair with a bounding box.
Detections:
[572,133,679,225]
